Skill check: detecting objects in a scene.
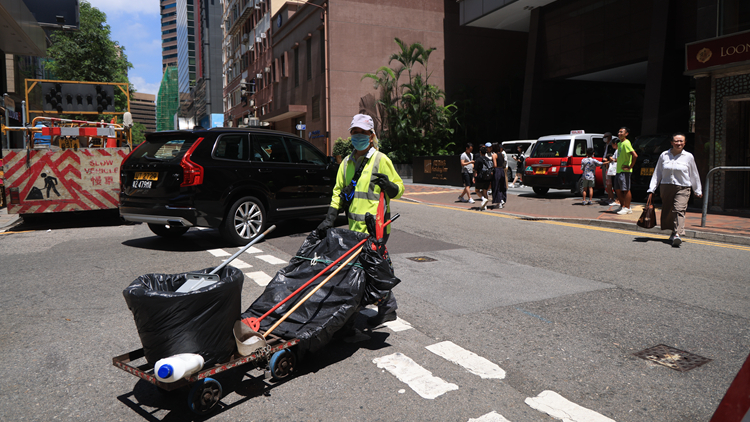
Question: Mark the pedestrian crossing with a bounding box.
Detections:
[202,244,616,422]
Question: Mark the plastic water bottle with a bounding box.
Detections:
[154,353,205,383]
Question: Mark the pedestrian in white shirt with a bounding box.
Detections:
[647,133,703,247]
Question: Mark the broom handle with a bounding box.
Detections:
[263,247,363,338]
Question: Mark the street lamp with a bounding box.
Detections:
[286,0,331,155]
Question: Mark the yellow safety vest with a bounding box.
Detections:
[330,148,404,234]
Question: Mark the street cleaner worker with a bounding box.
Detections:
[316,113,404,326]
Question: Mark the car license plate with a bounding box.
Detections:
[534,168,545,175]
[640,167,654,176]
[132,180,153,189]
[134,172,158,181]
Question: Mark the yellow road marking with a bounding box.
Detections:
[392,199,750,252]
[403,191,458,196]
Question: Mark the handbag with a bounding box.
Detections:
[637,195,657,229]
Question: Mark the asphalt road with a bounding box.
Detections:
[0,202,747,421]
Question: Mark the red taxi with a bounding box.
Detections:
[523,131,608,196]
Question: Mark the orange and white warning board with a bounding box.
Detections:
[2,148,129,214]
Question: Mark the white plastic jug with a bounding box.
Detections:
[154,353,205,383]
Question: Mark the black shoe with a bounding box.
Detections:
[367,312,397,327]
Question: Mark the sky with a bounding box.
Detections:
[86,0,163,96]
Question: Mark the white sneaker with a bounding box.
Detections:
[672,235,682,247]
[616,207,632,215]
[480,197,488,210]
[458,196,468,203]
[468,198,475,204]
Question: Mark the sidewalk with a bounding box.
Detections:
[0,207,22,233]
[400,179,750,247]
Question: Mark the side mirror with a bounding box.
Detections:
[327,156,337,165]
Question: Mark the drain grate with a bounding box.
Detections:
[633,344,712,372]
[407,256,437,262]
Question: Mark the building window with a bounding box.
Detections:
[319,29,325,74]
[294,47,299,87]
[306,38,312,80]
[312,95,320,120]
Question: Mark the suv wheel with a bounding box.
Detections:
[222,196,267,245]
[148,223,189,238]
[532,187,549,196]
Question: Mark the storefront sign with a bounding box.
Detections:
[686,30,750,73]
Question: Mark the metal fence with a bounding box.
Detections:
[701,166,750,227]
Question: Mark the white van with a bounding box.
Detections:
[501,140,537,176]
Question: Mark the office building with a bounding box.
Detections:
[161,0,178,71]
[132,92,156,132]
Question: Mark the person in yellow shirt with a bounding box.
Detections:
[316,113,404,325]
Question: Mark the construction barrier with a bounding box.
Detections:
[2,148,129,214]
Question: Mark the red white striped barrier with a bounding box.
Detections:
[41,126,116,138]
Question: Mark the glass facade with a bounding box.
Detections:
[177,0,196,95]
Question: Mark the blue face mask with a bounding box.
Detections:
[351,133,371,151]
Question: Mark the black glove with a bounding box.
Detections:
[371,173,399,198]
[316,207,339,238]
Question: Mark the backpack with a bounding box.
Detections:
[479,154,494,181]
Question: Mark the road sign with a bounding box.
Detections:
[296,124,306,130]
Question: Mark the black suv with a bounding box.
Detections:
[119,128,338,244]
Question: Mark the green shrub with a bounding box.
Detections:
[333,137,352,157]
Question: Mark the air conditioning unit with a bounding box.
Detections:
[260,33,266,39]
[249,44,254,51]
[256,37,262,43]
[249,99,255,106]
[256,73,263,79]
[264,67,270,73]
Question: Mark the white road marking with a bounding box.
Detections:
[525,390,616,422]
[383,317,413,332]
[245,271,272,286]
[256,254,286,265]
[372,352,459,399]
[426,341,506,380]
[208,249,230,257]
[241,246,263,254]
[468,411,512,422]
[225,259,252,269]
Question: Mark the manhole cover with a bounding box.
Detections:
[407,256,437,262]
[633,344,712,372]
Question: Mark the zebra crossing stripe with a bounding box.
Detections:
[208,249,230,257]
[525,390,616,422]
[256,255,286,265]
[225,259,252,269]
[372,352,458,399]
[245,271,272,286]
[241,246,263,254]
[383,317,413,332]
[468,411,511,422]
[426,341,506,380]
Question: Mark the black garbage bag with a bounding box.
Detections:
[242,227,400,353]
[123,266,243,365]
[360,238,401,305]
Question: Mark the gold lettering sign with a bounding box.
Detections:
[720,43,750,57]
[424,159,432,174]
[431,159,447,180]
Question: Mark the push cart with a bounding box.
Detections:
[113,332,299,415]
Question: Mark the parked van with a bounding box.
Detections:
[523,131,607,196]
[501,139,536,177]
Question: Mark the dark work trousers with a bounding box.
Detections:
[377,231,397,315]
[492,168,507,204]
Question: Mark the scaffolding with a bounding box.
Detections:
[157,66,179,131]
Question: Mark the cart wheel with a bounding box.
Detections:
[188,378,222,415]
[269,349,296,381]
